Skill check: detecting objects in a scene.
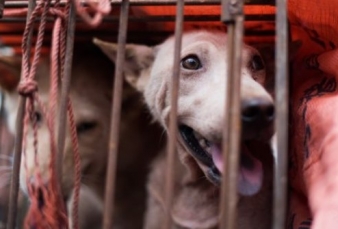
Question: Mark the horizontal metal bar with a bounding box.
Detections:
[1,14,275,22]
[0,31,275,41]
[4,0,274,7]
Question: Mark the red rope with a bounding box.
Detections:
[6,0,112,228]
[67,100,81,229]
[73,0,111,27]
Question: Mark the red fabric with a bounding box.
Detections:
[288,1,338,228]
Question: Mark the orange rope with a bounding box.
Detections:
[6,0,112,228]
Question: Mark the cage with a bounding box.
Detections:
[0,0,335,229]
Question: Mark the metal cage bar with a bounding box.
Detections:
[0,92,4,157]
[1,0,289,228]
[6,1,36,228]
[4,0,274,7]
[163,0,184,229]
[103,0,130,228]
[0,0,4,18]
[0,14,275,23]
[220,0,245,228]
[56,0,76,198]
[273,0,288,228]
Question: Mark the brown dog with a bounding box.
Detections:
[0,45,162,228]
[95,30,275,229]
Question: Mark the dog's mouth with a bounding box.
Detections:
[179,124,263,196]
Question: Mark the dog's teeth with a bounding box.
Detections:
[199,138,206,148]
[199,138,210,150]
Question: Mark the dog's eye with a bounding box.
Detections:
[76,122,97,134]
[251,55,265,71]
[181,55,202,70]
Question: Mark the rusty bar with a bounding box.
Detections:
[0,92,4,157]
[220,0,244,228]
[110,0,273,5]
[4,0,274,7]
[0,0,4,18]
[273,0,288,228]
[103,0,129,228]
[6,0,36,228]
[56,0,76,194]
[1,14,275,23]
[7,99,26,229]
[162,0,184,229]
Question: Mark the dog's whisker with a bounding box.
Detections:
[159,129,167,143]
[196,175,208,182]
[181,117,206,123]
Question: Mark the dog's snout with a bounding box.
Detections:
[242,99,274,124]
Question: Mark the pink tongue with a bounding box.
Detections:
[210,143,263,196]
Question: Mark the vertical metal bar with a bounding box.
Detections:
[56,1,76,191]
[0,92,4,157]
[0,0,4,19]
[7,98,26,229]
[162,1,184,229]
[273,0,288,228]
[103,0,129,228]
[6,1,36,228]
[220,0,244,228]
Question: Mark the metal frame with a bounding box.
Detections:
[4,0,274,7]
[6,1,35,228]
[273,0,288,228]
[1,0,289,228]
[220,0,244,228]
[103,0,130,228]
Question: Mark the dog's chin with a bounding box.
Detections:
[179,124,269,196]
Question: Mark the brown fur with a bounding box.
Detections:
[0,45,163,228]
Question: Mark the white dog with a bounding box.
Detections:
[94,30,275,229]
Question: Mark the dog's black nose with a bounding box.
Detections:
[241,99,274,125]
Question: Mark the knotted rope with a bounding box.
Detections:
[5,1,111,228]
[17,79,38,97]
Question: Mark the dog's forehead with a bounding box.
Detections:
[156,31,255,58]
[26,53,113,116]
[158,31,226,50]
[181,31,227,46]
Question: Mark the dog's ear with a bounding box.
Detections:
[93,38,154,92]
[0,56,21,92]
